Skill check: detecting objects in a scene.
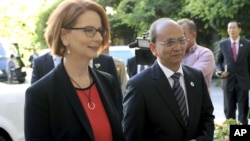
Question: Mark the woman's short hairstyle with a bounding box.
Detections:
[44,0,110,56]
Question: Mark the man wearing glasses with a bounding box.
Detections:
[122,18,214,141]
[177,19,215,94]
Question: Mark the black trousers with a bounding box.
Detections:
[223,79,249,125]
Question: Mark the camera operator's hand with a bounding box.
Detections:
[216,71,229,79]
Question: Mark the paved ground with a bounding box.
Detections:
[210,79,226,124]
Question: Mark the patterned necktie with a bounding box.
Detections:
[232,42,237,61]
[171,72,188,127]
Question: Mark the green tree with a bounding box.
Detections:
[34,0,63,49]
[0,0,50,65]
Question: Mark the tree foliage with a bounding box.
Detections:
[35,0,64,48]
[1,0,250,53]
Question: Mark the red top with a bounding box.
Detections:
[76,83,113,141]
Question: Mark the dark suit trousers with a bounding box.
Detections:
[224,79,249,124]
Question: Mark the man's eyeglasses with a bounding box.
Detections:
[157,38,188,48]
[65,26,107,37]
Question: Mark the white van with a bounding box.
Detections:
[0,82,28,141]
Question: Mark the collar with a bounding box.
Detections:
[230,37,240,44]
[52,55,61,60]
[189,44,197,52]
[157,59,184,79]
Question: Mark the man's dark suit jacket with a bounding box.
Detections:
[216,38,250,91]
[31,52,54,83]
[122,61,215,141]
[25,62,125,141]
[126,56,137,78]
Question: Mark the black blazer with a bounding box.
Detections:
[126,56,137,78]
[122,61,215,141]
[31,52,54,84]
[25,61,125,141]
[216,38,250,91]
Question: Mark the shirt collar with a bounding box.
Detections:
[157,59,184,79]
[230,37,240,44]
[52,55,61,60]
[188,44,197,53]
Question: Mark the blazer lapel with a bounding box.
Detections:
[55,62,94,140]
[237,38,245,62]
[182,66,196,128]
[152,62,186,129]
[92,57,102,70]
[91,69,123,137]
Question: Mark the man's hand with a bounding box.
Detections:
[215,71,229,78]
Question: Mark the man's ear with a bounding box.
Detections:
[149,42,157,57]
[61,28,69,46]
[192,31,197,38]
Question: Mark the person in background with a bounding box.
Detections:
[177,18,215,93]
[102,40,128,95]
[31,51,61,84]
[126,56,148,78]
[24,0,125,140]
[31,49,119,85]
[122,18,214,141]
[215,20,250,125]
[28,49,39,68]
[6,54,16,84]
[127,49,155,78]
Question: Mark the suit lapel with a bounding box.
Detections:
[152,63,186,128]
[55,62,121,140]
[91,69,122,137]
[92,57,101,70]
[55,62,94,140]
[237,38,245,62]
[182,66,196,128]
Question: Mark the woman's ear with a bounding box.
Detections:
[61,28,69,47]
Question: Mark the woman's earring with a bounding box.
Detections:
[67,47,71,54]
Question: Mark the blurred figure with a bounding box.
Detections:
[127,56,148,78]
[102,40,128,94]
[28,49,38,68]
[127,49,155,78]
[216,20,250,125]
[122,18,214,141]
[6,54,15,84]
[31,51,61,84]
[24,0,125,140]
[177,18,215,93]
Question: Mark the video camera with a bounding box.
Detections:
[128,31,156,65]
[128,30,150,49]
